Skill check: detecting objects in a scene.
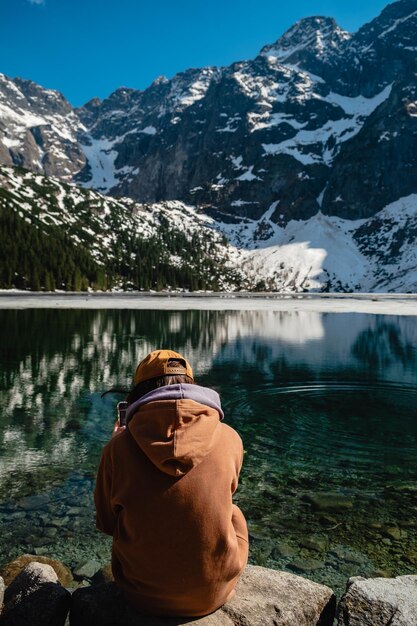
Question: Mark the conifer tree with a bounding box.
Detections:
[44,272,53,292]
[74,268,82,292]
[31,269,41,291]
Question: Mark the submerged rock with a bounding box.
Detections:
[17,494,50,510]
[337,575,417,626]
[272,541,297,559]
[403,551,417,565]
[329,546,367,565]
[247,521,272,540]
[73,560,102,580]
[0,553,73,587]
[300,535,328,552]
[0,562,70,626]
[302,493,354,513]
[288,558,325,573]
[70,565,336,626]
[383,526,406,541]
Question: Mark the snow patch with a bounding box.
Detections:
[378,10,417,39]
[249,111,307,132]
[80,138,119,193]
[236,166,262,181]
[261,84,392,165]
[140,126,157,135]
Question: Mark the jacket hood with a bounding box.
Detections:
[126,384,223,477]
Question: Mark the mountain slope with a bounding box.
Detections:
[0,166,242,291]
[1,165,417,293]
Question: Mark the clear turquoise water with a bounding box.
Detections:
[0,309,416,594]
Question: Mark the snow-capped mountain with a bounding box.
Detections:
[259,16,351,67]
[1,0,417,292]
[2,1,416,219]
[0,74,85,179]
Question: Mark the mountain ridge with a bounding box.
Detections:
[2,1,416,220]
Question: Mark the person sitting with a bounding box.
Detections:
[94,349,248,617]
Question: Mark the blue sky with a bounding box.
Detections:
[2,0,390,107]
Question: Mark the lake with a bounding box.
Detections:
[0,307,416,595]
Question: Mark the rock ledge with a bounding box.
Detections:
[337,574,417,626]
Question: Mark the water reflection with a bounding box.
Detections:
[0,309,416,594]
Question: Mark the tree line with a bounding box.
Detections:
[0,202,232,291]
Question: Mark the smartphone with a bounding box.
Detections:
[117,401,128,427]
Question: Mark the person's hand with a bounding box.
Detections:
[112,421,126,439]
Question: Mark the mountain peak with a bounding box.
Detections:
[260,16,351,63]
[151,75,169,87]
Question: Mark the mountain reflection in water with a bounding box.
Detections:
[0,309,416,594]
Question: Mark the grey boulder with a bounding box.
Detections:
[337,575,417,626]
[0,561,70,626]
[70,564,335,626]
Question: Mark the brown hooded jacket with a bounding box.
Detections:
[94,383,248,617]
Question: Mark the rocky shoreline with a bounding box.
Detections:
[0,556,415,625]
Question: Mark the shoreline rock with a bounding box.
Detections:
[0,562,70,625]
[0,554,73,587]
[337,574,417,626]
[0,555,415,626]
[70,566,336,626]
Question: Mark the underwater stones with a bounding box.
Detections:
[319,514,338,527]
[272,542,297,559]
[287,558,325,573]
[67,507,85,516]
[6,511,26,520]
[402,551,417,565]
[0,554,73,587]
[31,536,55,548]
[250,542,274,565]
[300,536,328,552]
[329,547,367,565]
[367,521,383,530]
[302,493,354,513]
[371,569,392,578]
[73,560,102,580]
[247,521,272,540]
[50,516,70,527]
[390,482,417,494]
[383,526,407,541]
[33,547,53,556]
[69,565,336,626]
[337,575,417,626]
[17,494,50,511]
[398,519,417,529]
[0,562,70,626]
